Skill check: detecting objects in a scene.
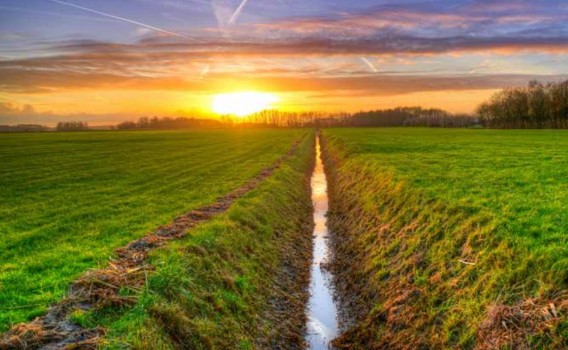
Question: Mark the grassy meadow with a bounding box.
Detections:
[0,129,302,331]
[1,127,567,349]
[323,128,568,348]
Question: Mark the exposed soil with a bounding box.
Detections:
[0,136,305,350]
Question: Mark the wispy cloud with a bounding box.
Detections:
[252,1,568,38]
[2,53,566,95]
[360,57,378,73]
[228,0,251,24]
[1,30,567,95]
[47,0,189,38]
[0,5,119,23]
[39,34,568,57]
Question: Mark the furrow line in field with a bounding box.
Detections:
[0,135,306,350]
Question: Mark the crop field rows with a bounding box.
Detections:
[1,128,567,349]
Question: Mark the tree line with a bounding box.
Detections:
[219,108,479,128]
[477,80,568,128]
[23,79,568,132]
[347,107,477,127]
[116,116,222,130]
[56,121,89,131]
[51,110,478,132]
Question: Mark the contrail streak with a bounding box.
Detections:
[203,0,251,79]
[228,0,250,24]
[360,57,378,73]
[47,0,189,38]
[0,5,117,23]
[469,65,489,74]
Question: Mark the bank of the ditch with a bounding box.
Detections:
[321,130,567,350]
[68,135,315,349]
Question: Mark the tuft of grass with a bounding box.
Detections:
[323,128,568,349]
[69,309,97,329]
[0,129,302,331]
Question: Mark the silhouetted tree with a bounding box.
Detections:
[477,80,568,128]
[116,121,137,130]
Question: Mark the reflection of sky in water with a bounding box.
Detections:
[306,138,339,350]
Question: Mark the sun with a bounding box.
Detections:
[212,92,279,117]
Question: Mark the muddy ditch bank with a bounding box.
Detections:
[0,135,310,350]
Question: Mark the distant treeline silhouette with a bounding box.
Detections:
[0,124,49,132]
[236,111,346,128]
[115,112,347,129]
[56,121,89,131]
[114,109,478,129]
[477,80,568,128]
[116,117,223,130]
[116,116,223,130]
[347,107,477,127]
[215,108,478,128]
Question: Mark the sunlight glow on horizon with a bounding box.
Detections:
[212,92,279,117]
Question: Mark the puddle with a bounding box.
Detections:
[305,136,339,349]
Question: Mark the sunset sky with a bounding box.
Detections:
[1,0,568,125]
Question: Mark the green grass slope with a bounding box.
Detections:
[80,133,315,349]
[0,129,301,330]
[322,128,567,349]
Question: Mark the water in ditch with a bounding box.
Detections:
[305,136,339,349]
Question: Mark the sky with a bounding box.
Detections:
[1,0,568,125]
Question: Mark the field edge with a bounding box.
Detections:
[321,130,567,349]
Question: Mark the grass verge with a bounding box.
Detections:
[322,128,567,349]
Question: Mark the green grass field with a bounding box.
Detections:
[0,129,302,331]
[2,127,567,349]
[95,133,314,349]
[323,128,568,348]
